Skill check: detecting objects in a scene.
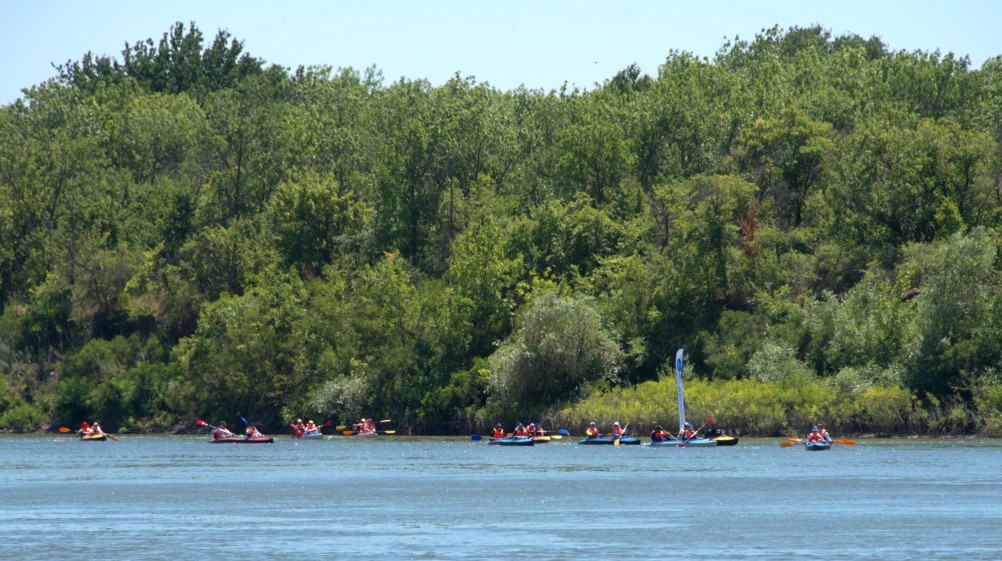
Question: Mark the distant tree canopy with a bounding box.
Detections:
[56,21,263,97]
[3,23,1002,435]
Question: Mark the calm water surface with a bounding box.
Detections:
[0,435,999,560]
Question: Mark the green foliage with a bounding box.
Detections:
[0,401,47,432]
[850,386,920,434]
[488,291,622,417]
[5,23,1002,434]
[699,310,766,379]
[746,341,816,385]
[308,365,371,425]
[898,230,1002,395]
[557,375,853,437]
[267,172,370,275]
[446,220,525,357]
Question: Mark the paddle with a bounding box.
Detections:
[58,427,73,433]
[678,417,713,448]
[779,440,799,448]
[835,439,856,446]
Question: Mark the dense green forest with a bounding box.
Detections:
[3,22,1002,436]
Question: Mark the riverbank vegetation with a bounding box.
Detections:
[3,23,1002,436]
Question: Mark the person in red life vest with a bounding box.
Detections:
[513,423,528,437]
[213,421,235,440]
[90,421,106,437]
[650,424,672,442]
[292,418,307,436]
[680,422,698,440]
[305,420,318,433]
[611,422,624,439]
[79,422,93,437]
[817,423,833,443]
[492,423,505,440]
[245,424,264,439]
[362,418,377,433]
[807,426,824,442]
[528,423,545,437]
[585,422,601,438]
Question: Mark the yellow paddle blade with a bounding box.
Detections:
[779,441,797,448]
[342,430,354,435]
[835,439,856,446]
[382,430,396,435]
[787,437,802,442]
[58,427,72,433]
[335,425,346,430]
[614,438,621,446]
[379,419,392,424]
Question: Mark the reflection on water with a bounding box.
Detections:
[1,436,1001,560]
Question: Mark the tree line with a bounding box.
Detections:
[2,22,1002,436]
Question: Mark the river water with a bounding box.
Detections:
[0,435,999,560]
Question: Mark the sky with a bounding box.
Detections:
[2,1,1001,105]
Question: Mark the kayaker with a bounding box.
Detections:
[293,418,306,433]
[513,423,528,437]
[807,426,824,443]
[528,423,545,437]
[611,422,624,439]
[650,425,672,442]
[492,423,505,439]
[91,421,105,437]
[817,423,833,443]
[362,418,377,433]
[245,424,264,439]
[305,420,318,433]
[79,422,93,437]
[585,422,601,438]
[213,421,235,440]
[680,422,697,440]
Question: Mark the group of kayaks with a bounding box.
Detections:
[192,418,396,443]
[583,434,738,447]
[485,434,739,447]
[485,433,855,449]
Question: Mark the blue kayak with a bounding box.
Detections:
[642,438,716,447]
[488,437,534,446]
[578,437,641,445]
[805,440,832,451]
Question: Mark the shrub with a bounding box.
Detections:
[0,402,47,432]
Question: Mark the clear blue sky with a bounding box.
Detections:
[2,1,1000,105]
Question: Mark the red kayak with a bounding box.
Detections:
[209,436,274,444]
